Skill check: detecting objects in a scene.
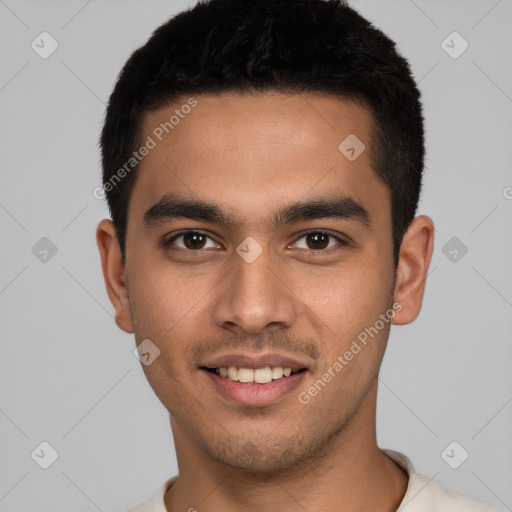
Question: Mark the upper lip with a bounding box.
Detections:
[201,352,309,372]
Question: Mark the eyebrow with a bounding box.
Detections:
[143,192,371,230]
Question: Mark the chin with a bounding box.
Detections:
[204,435,323,476]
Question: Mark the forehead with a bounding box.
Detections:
[129,91,389,229]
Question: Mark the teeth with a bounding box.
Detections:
[272,366,284,379]
[213,366,298,383]
[238,368,254,383]
[254,367,272,384]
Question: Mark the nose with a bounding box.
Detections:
[211,245,298,335]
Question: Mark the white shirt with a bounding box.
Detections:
[126,449,501,511]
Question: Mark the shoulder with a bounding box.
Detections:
[125,476,177,512]
[403,473,502,512]
[382,449,502,512]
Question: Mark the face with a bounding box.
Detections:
[100,92,414,473]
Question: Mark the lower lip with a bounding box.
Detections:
[202,369,307,406]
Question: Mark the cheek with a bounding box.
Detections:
[130,257,212,330]
[297,255,391,336]
[128,259,217,374]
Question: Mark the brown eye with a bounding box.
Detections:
[165,231,220,251]
[293,231,346,251]
[182,232,207,249]
[305,232,329,249]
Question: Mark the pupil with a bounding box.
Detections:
[307,233,328,250]
[184,233,206,249]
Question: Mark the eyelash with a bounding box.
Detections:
[163,230,349,253]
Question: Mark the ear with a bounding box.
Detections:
[96,219,134,333]
[391,215,435,325]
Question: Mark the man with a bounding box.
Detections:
[96,0,501,510]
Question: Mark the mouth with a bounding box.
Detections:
[199,353,309,405]
[202,365,307,384]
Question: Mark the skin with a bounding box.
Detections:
[97,91,434,511]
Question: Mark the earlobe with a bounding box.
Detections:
[96,219,134,333]
[391,215,435,325]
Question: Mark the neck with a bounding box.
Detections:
[164,386,408,512]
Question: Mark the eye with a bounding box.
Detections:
[292,231,347,251]
[164,230,221,251]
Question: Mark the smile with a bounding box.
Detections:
[204,366,305,384]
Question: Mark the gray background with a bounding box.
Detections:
[1,0,511,510]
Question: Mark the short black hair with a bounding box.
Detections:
[100,0,424,268]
